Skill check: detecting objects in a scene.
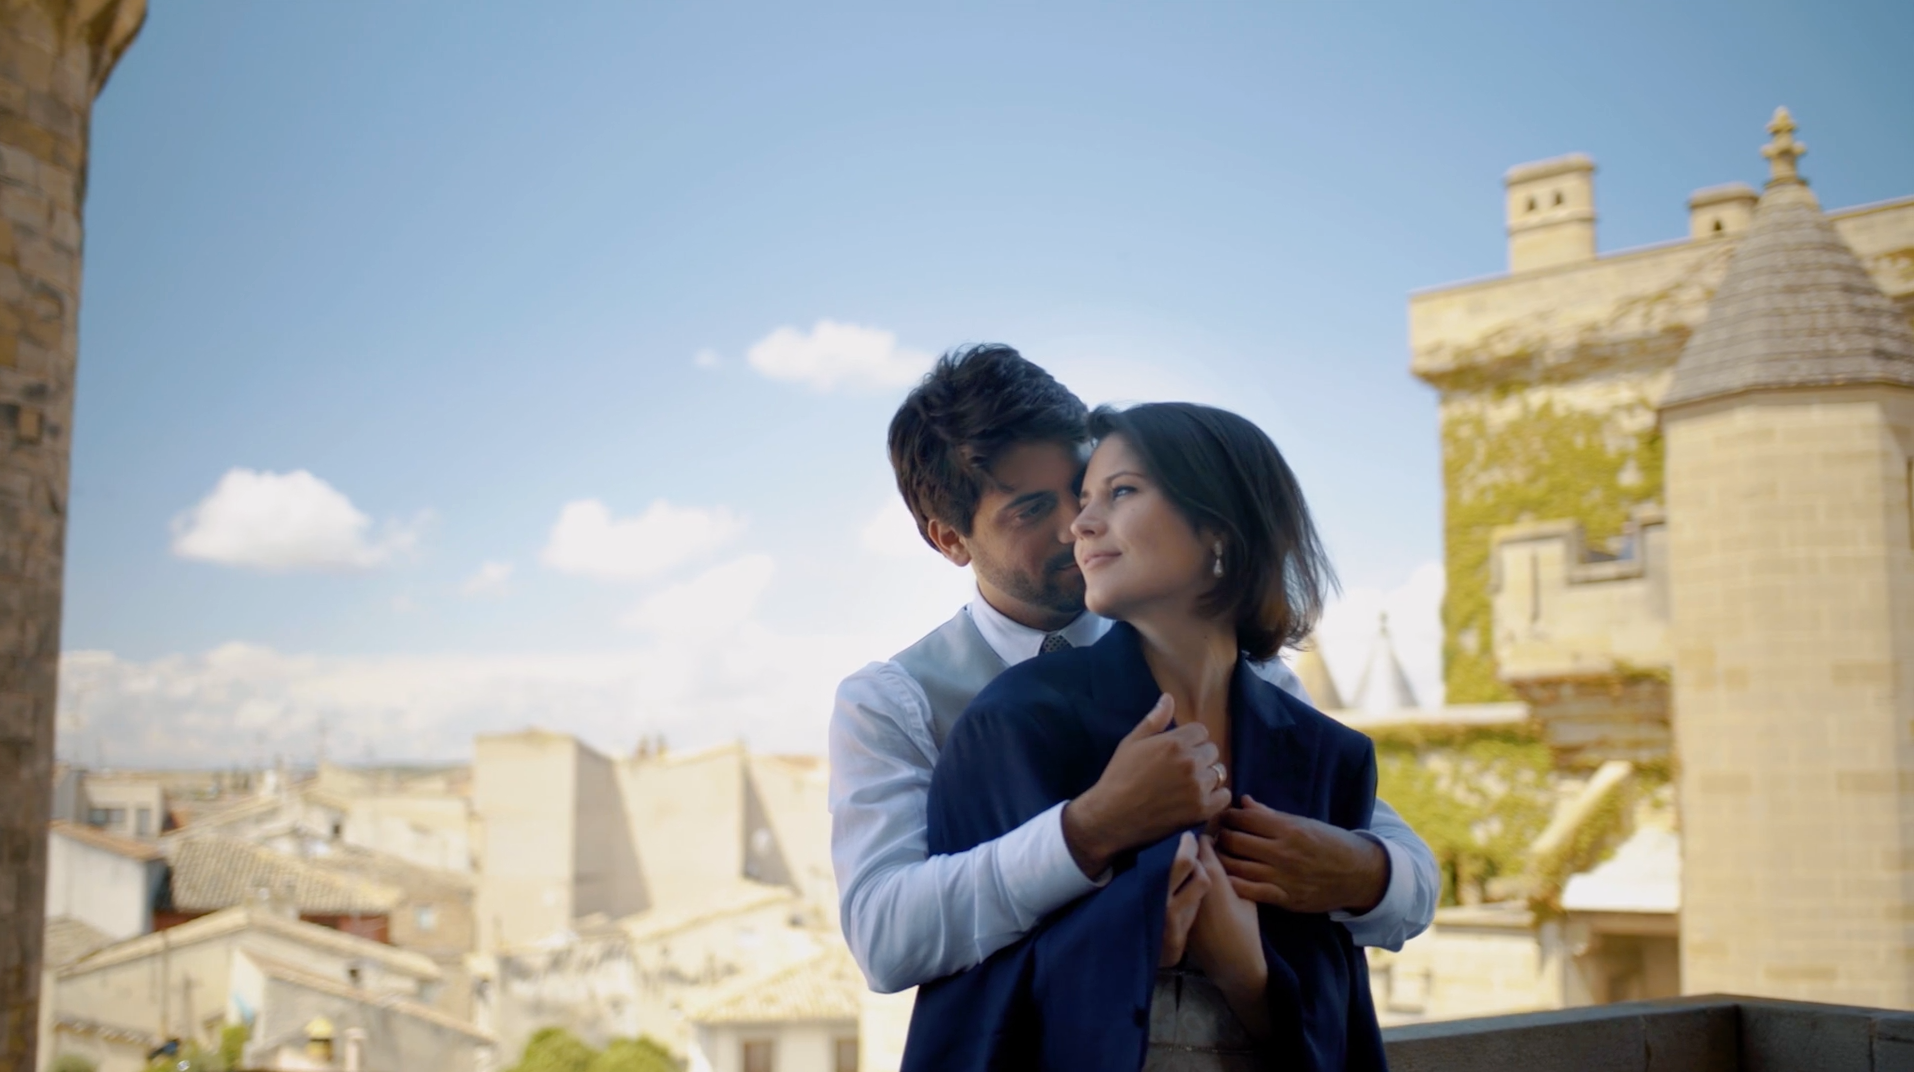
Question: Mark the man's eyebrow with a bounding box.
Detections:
[999,489,1055,514]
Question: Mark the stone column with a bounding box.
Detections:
[0,0,142,1066]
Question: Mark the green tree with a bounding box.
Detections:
[587,1036,680,1072]
[52,1055,98,1072]
[216,1022,250,1071]
[511,1027,597,1072]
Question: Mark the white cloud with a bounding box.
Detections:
[693,348,722,369]
[54,618,893,766]
[540,499,743,582]
[745,320,931,392]
[1308,560,1446,710]
[460,560,514,596]
[55,499,991,766]
[622,554,776,636]
[170,468,423,572]
[858,499,929,559]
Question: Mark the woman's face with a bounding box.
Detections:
[1072,434,1214,623]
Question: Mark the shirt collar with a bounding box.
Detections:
[965,587,1111,667]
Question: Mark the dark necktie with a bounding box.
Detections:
[1040,632,1072,655]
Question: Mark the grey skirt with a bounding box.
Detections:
[1143,966,1262,1071]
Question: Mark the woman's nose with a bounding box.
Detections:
[1070,503,1102,539]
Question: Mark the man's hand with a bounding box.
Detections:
[1160,832,1208,968]
[1217,794,1389,915]
[1062,695,1231,878]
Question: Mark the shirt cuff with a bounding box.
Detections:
[1001,801,1109,927]
[1328,830,1409,926]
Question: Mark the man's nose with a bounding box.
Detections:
[1058,501,1085,542]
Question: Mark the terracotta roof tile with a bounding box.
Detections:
[687,946,863,1025]
[168,835,400,915]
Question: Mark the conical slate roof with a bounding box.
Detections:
[1663,109,1914,410]
[1351,613,1418,715]
[1290,639,1344,710]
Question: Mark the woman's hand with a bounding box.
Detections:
[1185,835,1272,1040]
[1161,832,1209,967]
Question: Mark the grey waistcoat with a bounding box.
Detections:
[891,608,1010,753]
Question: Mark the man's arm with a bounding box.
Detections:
[829,663,1102,993]
[1329,797,1439,951]
[1248,655,1441,950]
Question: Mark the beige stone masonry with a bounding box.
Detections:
[1668,387,1914,1008]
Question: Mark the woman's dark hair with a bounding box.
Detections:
[889,344,1089,545]
[1088,402,1336,660]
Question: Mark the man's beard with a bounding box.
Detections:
[980,548,1086,618]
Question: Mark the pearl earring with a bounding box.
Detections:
[1212,541,1224,578]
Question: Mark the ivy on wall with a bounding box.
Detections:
[1371,723,1556,907]
[1440,400,1665,703]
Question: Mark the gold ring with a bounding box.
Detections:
[1211,762,1227,787]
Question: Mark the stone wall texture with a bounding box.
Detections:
[1411,194,1914,709]
[0,0,142,1065]
[1667,387,1914,1007]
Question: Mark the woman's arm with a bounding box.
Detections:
[1184,835,1273,1041]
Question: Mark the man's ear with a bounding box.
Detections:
[924,517,973,568]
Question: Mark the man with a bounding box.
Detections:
[830,343,1438,994]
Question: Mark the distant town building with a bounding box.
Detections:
[45,906,492,1072]
[686,947,864,1072]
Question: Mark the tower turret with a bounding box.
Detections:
[1663,107,1914,1006]
[1504,153,1596,273]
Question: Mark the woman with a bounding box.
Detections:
[901,402,1387,1072]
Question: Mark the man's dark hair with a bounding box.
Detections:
[1087,402,1336,660]
[889,344,1089,546]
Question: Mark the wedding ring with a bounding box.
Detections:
[1210,762,1228,788]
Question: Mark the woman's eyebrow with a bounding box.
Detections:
[1100,470,1144,483]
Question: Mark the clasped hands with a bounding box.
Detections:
[1059,694,1391,962]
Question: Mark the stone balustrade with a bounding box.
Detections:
[1384,994,1914,1071]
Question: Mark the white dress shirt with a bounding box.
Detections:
[829,591,1439,994]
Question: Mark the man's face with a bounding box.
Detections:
[926,439,1088,631]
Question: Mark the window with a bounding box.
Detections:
[742,1039,774,1072]
[415,905,438,933]
[835,1037,859,1072]
[86,808,109,826]
[1712,218,1724,233]
[1525,196,1536,212]
[136,807,153,837]
[1553,190,1564,206]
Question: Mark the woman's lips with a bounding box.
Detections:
[1078,549,1120,571]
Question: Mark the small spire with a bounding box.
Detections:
[1762,106,1807,187]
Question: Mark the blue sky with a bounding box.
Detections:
[56,1,1914,765]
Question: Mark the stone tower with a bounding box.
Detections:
[1504,153,1596,274]
[0,0,144,1064]
[1664,109,1914,1006]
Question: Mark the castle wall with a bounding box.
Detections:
[1414,196,1914,704]
[1667,386,1914,1007]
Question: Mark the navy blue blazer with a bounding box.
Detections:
[901,622,1388,1072]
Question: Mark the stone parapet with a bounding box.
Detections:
[1383,995,1914,1072]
